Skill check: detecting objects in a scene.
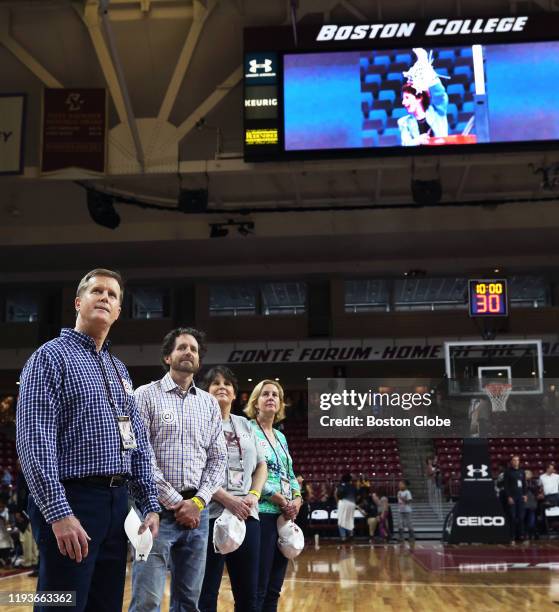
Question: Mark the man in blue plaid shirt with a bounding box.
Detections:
[16,268,160,612]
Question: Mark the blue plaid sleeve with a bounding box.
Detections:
[122,379,160,517]
[196,397,226,505]
[16,350,73,524]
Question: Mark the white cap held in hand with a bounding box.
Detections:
[213,509,246,555]
[277,515,305,559]
[124,507,153,562]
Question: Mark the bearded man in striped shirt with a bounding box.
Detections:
[129,327,226,612]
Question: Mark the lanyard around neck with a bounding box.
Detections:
[257,420,289,474]
[97,351,128,415]
[225,417,243,465]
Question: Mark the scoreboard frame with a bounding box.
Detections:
[244,13,559,163]
[468,278,508,318]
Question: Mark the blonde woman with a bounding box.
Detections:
[244,380,301,612]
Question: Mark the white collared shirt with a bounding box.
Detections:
[540,473,559,496]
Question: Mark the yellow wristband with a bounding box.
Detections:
[191,496,205,511]
[293,492,302,498]
[248,489,261,499]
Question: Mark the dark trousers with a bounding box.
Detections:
[295,502,309,537]
[508,496,526,541]
[28,481,128,612]
[525,508,537,537]
[257,513,289,612]
[199,516,260,612]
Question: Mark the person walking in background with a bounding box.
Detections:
[524,470,539,542]
[426,457,441,506]
[397,480,415,543]
[359,489,379,544]
[336,473,357,543]
[504,455,527,545]
[496,463,508,514]
[14,464,38,572]
[0,496,13,567]
[377,495,393,542]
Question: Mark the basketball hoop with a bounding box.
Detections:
[483,382,512,413]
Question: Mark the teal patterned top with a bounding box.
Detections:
[249,420,301,514]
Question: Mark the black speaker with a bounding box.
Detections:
[86,190,120,229]
[411,179,442,206]
[178,189,208,213]
[307,281,331,337]
[173,286,196,327]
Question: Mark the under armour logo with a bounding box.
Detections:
[65,93,84,111]
[248,59,273,73]
[466,464,489,478]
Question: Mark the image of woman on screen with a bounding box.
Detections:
[398,48,449,146]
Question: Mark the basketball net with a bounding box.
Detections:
[483,382,512,413]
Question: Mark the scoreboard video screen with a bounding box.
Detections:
[244,14,559,161]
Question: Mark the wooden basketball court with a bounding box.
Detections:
[2,540,558,611]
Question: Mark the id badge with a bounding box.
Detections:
[117,416,137,450]
[517,479,522,489]
[280,476,292,500]
[228,467,244,491]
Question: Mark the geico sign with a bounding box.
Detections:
[457,516,505,527]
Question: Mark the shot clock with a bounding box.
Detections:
[468,279,508,317]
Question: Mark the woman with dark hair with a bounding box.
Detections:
[199,366,267,612]
[398,47,449,146]
[244,380,301,612]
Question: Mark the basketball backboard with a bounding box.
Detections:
[444,339,543,396]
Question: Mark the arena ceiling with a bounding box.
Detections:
[1,0,559,281]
